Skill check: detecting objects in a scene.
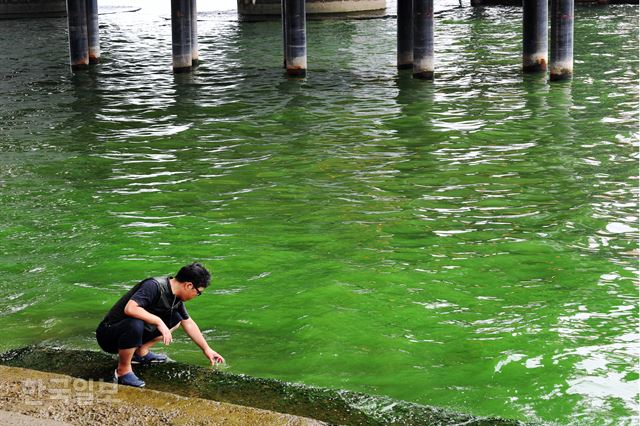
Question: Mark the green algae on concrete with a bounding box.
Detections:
[0,346,532,426]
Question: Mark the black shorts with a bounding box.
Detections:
[95,314,181,354]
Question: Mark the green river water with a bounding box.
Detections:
[0,2,638,424]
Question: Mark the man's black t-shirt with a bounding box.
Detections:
[102,277,189,325]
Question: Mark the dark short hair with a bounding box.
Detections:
[176,263,211,288]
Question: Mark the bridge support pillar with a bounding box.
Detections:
[86,0,100,64]
[171,0,192,73]
[397,0,413,69]
[281,0,287,68]
[66,0,89,71]
[523,0,547,72]
[191,0,199,66]
[284,0,307,77]
[550,0,573,81]
[412,0,433,79]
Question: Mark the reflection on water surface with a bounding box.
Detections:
[0,2,637,425]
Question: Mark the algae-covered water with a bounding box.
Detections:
[0,1,638,424]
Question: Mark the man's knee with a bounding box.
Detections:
[170,322,181,332]
[128,318,145,335]
[117,318,145,349]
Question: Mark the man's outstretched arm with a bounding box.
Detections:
[181,317,225,364]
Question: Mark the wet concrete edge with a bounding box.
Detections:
[0,365,323,425]
[0,346,536,426]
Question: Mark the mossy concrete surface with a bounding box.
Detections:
[0,365,323,425]
[1,346,532,426]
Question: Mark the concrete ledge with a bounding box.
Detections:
[238,0,387,19]
[0,365,323,425]
[0,0,66,19]
[0,346,531,426]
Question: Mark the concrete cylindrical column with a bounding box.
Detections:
[523,0,547,72]
[397,0,413,69]
[66,0,89,71]
[550,0,573,81]
[191,0,199,65]
[86,0,100,64]
[281,0,287,68]
[284,0,307,77]
[412,0,433,79]
[171,0,192,72]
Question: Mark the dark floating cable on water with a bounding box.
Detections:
[99,8,141,15]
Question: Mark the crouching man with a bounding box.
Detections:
[96,262,225,387]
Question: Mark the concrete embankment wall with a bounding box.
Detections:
[238,0,386,19]
[0,346,532,426]
[0,0,66,19]
[0,365,323,425]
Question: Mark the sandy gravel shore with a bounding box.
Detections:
[0,366,326,426]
